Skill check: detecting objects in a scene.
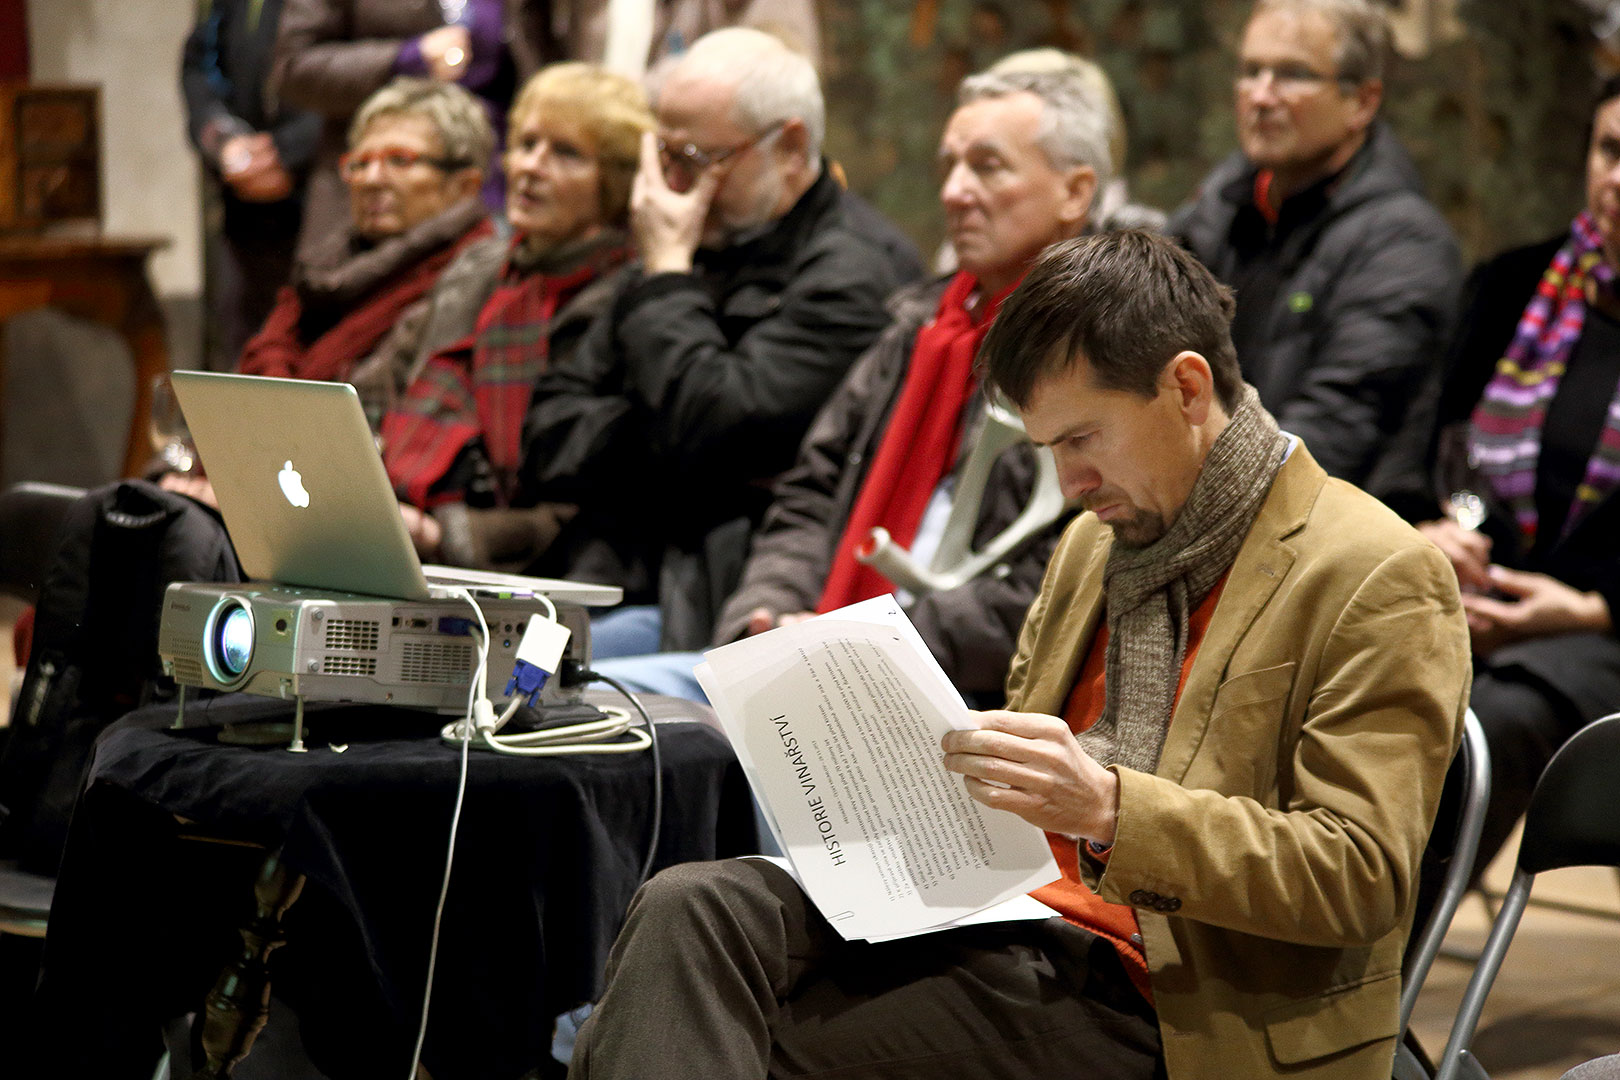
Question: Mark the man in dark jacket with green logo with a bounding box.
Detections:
[1169,0,1459,491]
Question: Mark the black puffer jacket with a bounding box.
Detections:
[519,168,922,648]
[1170,120,1461,490]
[714,278,1071,696]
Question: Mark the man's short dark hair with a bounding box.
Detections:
[979,229,1243,411]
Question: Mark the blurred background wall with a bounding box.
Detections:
[27,0,203,299]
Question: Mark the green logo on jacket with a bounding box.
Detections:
[1288,291,1314,314]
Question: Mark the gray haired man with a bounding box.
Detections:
[592,63,1115,703]
[517,27,922,654]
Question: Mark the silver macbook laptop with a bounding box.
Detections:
[170,371,620,606]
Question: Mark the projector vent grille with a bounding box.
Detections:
[400,641,474,684]
[322,655,378,676]
[325,619,380,651]
[171,657,204,685]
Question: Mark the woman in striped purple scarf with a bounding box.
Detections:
[1386,75,1620,874]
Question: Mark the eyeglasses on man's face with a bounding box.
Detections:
[656,119,787,192]
[1235,61,1357,96]
[338,146,467,181]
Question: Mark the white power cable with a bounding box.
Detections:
[408,586,487,1080]
[409,590,653,1079]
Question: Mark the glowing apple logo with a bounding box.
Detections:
[277,460,311,508]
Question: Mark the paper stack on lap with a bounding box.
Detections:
[695,595,1060,941]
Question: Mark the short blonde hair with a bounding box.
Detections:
[349,77,494,176]
[508,63,654,226]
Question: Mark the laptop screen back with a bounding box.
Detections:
[171,371,434,600]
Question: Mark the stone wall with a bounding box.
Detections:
[821,0,1597,266]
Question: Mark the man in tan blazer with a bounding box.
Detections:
[569,231,1471,1080]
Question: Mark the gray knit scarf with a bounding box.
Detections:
[1076,386,1287,775]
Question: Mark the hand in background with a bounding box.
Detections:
[420,24,472,83]
[221,133,293,202]
[1462,565,1611,656]
[399,503,443,559]
[1417,518,1493,593]
[159,472,218,510]
[743,607,814,636]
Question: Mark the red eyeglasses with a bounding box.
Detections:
[338,146,468,180]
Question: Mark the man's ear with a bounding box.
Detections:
[775,117,811,167]
[1347,78,1382,133]
[1165,350,1216,425]
[1058,164,1098,232]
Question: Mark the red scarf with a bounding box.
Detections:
[1253,170,1279,225]
[384,245,620,507]
[239,220,493,386]
[816,271,1017,612]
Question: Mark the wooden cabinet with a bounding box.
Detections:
[0,81,100,232]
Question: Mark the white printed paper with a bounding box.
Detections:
[696,596,1060,941]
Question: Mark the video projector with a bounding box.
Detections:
[157,577,616,714]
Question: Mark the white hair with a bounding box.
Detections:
[957,67,1115,195]
[666,27,824,164]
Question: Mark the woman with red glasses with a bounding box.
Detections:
[234,77,495,427]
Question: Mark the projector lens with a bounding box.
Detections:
[219,606,253,675]
[207,598,254,684]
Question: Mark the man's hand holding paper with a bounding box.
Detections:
[942,710,1120,845]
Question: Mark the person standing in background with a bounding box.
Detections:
[270,0,523,264]
[181,0,321,368]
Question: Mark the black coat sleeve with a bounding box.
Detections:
[709,331,903,643]
[1274,206,1462,485]
[180,11,246,167]
[521,231,900,506]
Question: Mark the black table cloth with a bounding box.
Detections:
[30,692,756,1079]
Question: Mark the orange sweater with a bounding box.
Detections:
[1028,581,1225,1002]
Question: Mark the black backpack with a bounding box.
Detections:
[0,480,240,873]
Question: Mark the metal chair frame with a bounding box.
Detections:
[1432,712,1620,1080]
[1394,710,1492,1080]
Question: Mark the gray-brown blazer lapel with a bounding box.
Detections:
[1155,447,1326,784]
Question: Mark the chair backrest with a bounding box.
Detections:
[1434,712,1620,1080]
[0,482,85,603]
[1400,709,1491,1037]
[1518,712,1620,876]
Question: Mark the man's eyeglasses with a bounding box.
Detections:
[656,119,786,192]
[1235,61,1357,95]
[338,146,468,180]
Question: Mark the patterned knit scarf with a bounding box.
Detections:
[383,233,628,507]
[1469,211,1620,546]
[1078,386,1287,775]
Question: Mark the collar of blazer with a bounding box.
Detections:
[1027,444,1328,784]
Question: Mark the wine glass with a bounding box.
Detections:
[1446,489,1486,532]
[149,374,196,474]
